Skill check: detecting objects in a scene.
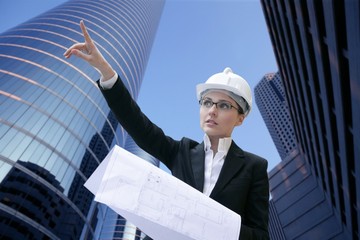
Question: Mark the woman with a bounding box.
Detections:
[64,20,269,240]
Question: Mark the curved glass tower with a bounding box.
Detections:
[0,0,164,239]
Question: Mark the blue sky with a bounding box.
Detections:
[0,0,281,171]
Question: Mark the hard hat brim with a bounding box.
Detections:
[196,83,249,103]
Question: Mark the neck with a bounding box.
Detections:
[208,136,219,154]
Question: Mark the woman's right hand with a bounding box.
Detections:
[63,20,115,80]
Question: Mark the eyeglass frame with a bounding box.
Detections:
[199,98,244,114]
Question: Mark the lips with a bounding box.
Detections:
[206,119,218,125]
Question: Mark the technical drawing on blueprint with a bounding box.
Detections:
[85,145,241,240]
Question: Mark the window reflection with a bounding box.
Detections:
[0,161,82,239]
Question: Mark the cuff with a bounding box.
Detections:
[99,72,118,89]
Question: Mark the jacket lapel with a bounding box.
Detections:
[210,142,245,198]
[190,142,205,192]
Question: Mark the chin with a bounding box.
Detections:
[205,131,220,138]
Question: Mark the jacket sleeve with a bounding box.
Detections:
[239,158,269,240]
[98,76,179,165]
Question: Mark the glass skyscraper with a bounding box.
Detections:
[0,0,164,239]
[255,72,350,239]
[259,0,359,238]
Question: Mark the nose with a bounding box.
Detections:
[208,103,218,115]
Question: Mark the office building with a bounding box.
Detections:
[0,0,164,239]
[254,72,296,160]
[255,72,350,239]
[260,0,359,239]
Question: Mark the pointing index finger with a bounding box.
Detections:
[80,20,92,43]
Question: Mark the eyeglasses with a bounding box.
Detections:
[199,98,243,113]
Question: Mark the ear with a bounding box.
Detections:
[235,114,245,126]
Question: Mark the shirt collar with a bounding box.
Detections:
[203,134,232,153]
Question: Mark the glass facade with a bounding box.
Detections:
[255,72,351,239]
[260,0,359,238]
[0,0,164,239]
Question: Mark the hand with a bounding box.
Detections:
[63,20,115,80]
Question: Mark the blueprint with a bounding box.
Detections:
[84,145,241,240]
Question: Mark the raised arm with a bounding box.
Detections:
[63,20,179,164]
[63,20,115,81]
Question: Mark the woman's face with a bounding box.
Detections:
[199,91,245,139]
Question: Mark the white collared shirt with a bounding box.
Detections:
[202,134,232,196]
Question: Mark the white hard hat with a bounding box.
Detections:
[196,67,252,116]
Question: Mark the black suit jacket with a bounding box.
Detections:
[99,77,270,240]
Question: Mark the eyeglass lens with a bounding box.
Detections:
[200,99,233,110]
